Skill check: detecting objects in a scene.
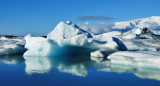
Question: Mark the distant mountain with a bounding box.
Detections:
[78,16,160,35]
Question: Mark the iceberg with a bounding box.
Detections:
[108,51,160,68]
[24,37,59,57]
[135,28,143,34]
[24,21,122,57]
[24,34,47,49]
[58,34,90,47]
[47,21,92,41]
[0,36,26,56]
[90,50,114,62]
[89,37,119,50]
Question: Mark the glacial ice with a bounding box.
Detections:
[90,50,114,62]
[24,21,123,57]
[47,21,92,41]
[58,34,90,47]
[0,36,26,56]
[24,38,59,57]
[108,51,160,68]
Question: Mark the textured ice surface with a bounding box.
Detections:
[24,21,122,57]
[108,51,160,68]
[47,21,92,41]
[0,37,26,56]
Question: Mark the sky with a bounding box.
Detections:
[0,0,160,36]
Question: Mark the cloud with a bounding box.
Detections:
[77,23,115,34]
[77,16,115,21]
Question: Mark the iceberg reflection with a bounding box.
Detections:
[24,56,52,74]
[108,63,160,81]
[24,56,90,76]
[0,55,24,64]
[24,55,160,81]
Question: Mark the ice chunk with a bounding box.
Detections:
[24,34,47,49]
[108,51,160,68]
[118,38,160,51]
[150,30,160,35]
[24,34,92,56]
[24,39,59,57]
[47,21,92,41]
[121,28,140,39]
[0,37,26,56]
[89,37,119,50]
[93,31,121,40]
[0,44,26,56]
[90,50,115,58]
[58,34,90,47]
[135,28,142,34]
[90,50,114,62]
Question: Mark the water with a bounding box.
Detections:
[0,55,160,86]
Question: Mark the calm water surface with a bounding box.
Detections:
[0,55,160,86]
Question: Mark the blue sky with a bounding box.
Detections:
[0,0,160,36]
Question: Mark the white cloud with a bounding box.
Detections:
[77,23,115,35]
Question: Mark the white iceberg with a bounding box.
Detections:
[0,36,26,56]
[108,51,160,68]
[24,38,59,57]
[24,21,122,57]
[24,34,47,49]
[135,28,143,34]
[58,34,90,47]
[47,21,92,42]
[93,31,121,39]
[90,49,115,62]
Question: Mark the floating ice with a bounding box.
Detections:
[0,36,26,56]
[108,51,160,68]
[24,21,123,57]
[47,21,92,41]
